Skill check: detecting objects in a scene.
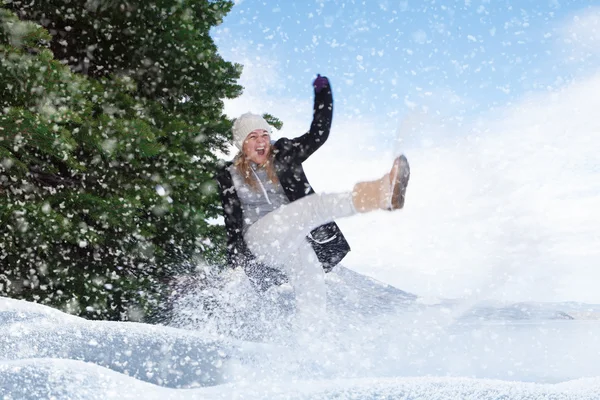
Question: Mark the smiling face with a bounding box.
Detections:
[242,129,271,165]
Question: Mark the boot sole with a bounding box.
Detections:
[390,155,410,210]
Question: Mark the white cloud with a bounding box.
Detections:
[558,7,600,63]
[219,45,286,118]
[333,72,600,304]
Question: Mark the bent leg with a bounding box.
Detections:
[244,191,355,266]
[285,239,327,327]
[244,192,353,327]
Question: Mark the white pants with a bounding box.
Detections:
[244,192,356,326]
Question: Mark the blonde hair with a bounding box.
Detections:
[233,147,279,191]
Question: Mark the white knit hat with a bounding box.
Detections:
[232,112,272,150]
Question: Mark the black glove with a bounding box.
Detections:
[313,74,329,93]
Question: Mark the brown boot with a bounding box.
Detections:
[352,155,410,213]
[389,154,410,210]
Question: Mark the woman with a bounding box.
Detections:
[215,75,410,327]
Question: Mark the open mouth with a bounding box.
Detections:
[256,147,266,156]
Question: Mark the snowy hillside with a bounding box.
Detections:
[2,266,600,399]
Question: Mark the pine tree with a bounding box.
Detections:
[0,1,241,321]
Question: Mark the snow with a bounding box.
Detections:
[3,360,599,400]
[2,266,600,399]
[3,2,599,398]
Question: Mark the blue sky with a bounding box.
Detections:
[215,1,596,128]
[211,1,600,303]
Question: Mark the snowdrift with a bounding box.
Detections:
[2,266,600,399]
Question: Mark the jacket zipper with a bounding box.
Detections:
[251,167,272,205]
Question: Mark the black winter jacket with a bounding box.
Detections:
[215,84,351,291]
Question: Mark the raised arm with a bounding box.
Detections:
[277,75,334,164]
